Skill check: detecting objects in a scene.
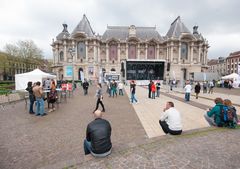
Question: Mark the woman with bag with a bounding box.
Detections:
[48,85,57,113]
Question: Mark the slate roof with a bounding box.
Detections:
[56,24,70,40]
[102,26,163,42]
[166,16,191,38]
[71,14,94,37]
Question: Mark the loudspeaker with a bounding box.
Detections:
[167,63,170,71]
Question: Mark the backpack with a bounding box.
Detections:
[220,105,236,128]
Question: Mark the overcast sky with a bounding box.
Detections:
[0,0,239,59]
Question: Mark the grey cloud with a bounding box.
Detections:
[0,0,239,59]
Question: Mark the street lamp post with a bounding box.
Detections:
[68,47,75,86]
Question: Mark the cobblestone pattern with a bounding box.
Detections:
[73,128,240,169]
[0,86,147,169]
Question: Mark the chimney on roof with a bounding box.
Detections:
[62,23,68,32]
[193,25,198,34]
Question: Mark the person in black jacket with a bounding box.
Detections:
[148,80,152,98]
[194,82,201,99]
[26,81,35,114]
[82,79,89,95]
[84,110,112,157]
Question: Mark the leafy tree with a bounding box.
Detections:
[4,40,43,59]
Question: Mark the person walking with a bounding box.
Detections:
[118,82,124,96]
[184,80,192,101]
[111,80,117,98]
[156,81,161,97]
[130,80,138,104]
[151,82,156,99]
[148,80,152,98]
[208,81,214,94]
[94,83,105,112]
[194,82,201,99]
[82,79,89,95]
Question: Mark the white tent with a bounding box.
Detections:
[15,69,56,90]
[221,73,240,80]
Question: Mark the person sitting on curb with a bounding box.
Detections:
[223,99,239,128]
[204,97,224,127]
[159,101,182,135]
[84,110,112,157]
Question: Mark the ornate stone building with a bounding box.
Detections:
[226,51,240,75]
[51,15,209,83]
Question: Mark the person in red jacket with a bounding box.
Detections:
[151,82,156,99]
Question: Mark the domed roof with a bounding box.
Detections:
[56,24,70,40]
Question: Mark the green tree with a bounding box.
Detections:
[4,40,43,59]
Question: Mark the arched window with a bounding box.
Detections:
[111,68,116,72]
[128,44,136,59]
[59,51,64,61]
[77,42,86,59]
[109,44,118,61]
[181,42,188,60]
[147,45,155,59]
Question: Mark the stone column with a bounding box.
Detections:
[97,44,100,63]
[190,42,194,64]
[145,44,148,60]
[170,42,173,62]
[118,43,121,63]
[106,43,109,64]
[203,46,207,66]
[166,45,169,61]
[137,43,140,60]
[85,41,88,62]
[178,42,181,64]
[93,40,97,64]
[72,40,76,62]
[63,41,67,62]
[198,44,202,64]
[126,43,128,60]
[156,44,159,59]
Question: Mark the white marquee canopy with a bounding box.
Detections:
[15,69,56,90]
[221,73,240,80]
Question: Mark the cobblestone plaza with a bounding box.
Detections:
[0,85,240,169]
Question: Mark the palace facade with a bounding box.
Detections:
[51,15,209,83]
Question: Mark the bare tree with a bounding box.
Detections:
[4,40,43,58]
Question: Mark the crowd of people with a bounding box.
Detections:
[26,78,57,116]
[25,77,239,158]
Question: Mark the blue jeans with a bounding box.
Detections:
[152,92,155,99]
[35,98,45,115]
[131,93,138,103]
[29,96,35,113]
[83,139,112,157]
[84,139,92,155]
[185,93,190,101]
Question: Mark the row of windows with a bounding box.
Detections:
[58,42,190,61]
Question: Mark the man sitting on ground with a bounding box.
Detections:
[204,97,224,127]
[159,101,182,135]
[84,110,112,157]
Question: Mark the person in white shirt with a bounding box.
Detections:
[184,80,192,101]
[159,101,182,135]
[118,82,124,95]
